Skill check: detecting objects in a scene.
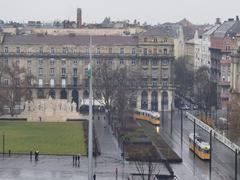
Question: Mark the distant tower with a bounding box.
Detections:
[77,8,82,28]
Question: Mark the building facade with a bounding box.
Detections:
[0,33,174,111]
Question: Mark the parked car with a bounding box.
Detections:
[193,105,198,110]
[181,104,190,110]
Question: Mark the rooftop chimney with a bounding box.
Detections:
[228,18,235,21]
[236,16,239,21]
[215,18,221,25]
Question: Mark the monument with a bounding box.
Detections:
[21,97,80,122]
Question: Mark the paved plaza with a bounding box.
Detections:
[0,114,201,180]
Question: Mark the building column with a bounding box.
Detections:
[168,90,173,111]
[68,89,72,102]
[136,91,141,109]
[148,90,151,110]
[158,90,162,112]
[78,90,83,106]
[55,89,60,99]
[32,89,37,99]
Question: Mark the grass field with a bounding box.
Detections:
[0,121,86,155]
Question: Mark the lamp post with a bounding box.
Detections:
[235,149,238,180]
[88,35,93,180]
[2,132,5,157]
[209,130,212,180]
[170,102,173,136]
[180,108,183,159]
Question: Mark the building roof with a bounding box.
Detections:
[140,24,180,38]
[202,24,220,36]
[213,20,235,38]
[177,18,193,27]
[226,21,240,37]
[3,34,138,46]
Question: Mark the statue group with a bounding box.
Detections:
[24,97,77,113]
[22,97,79,122]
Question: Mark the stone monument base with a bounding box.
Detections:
[21,98,80,122]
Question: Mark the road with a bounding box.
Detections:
[160,109,240,180]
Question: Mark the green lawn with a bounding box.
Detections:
[0,121,86,155]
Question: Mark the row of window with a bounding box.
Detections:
[143,37,168,43]
[4,47,170,55]
[37,67,78,77]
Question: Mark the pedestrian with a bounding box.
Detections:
[36,150,39,161]
[75,155,77,166]
[8,149,11,157]
[93,174,96,180]
[77,155,80,167]
[115,168,118,180]
[72,155,75,166]
[30,151,32,161]
[34,151,37,161]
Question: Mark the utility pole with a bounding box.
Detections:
[170,102,173,136]
[162,99,164,129]
[193,118,196,159]
[88,35,93,180]
[209,130,212,180]
[2,132,5,156]
[235,149,238,180]
[180,108,183,158]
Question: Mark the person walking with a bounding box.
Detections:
[93,174,96,180]
[77,155,80,167]
[72,155,75,166]
[36,150,39,161]
[115,168,118,180]
[75,155,77,166]
[34,151,37,161]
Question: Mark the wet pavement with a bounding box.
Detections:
[161,110,240,180]
[0,112,225,180]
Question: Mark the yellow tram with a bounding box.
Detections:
[133,109,160,125]
[189,133,210,160]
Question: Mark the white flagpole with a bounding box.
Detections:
[88,35,93,180]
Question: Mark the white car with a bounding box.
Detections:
[181,104,190,110]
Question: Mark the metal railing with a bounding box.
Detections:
[185,112,240,153]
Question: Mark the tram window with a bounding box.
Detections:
[203,149,209,153]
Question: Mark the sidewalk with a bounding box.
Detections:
[93,114,121,160]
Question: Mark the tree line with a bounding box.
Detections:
[0,61,34,116]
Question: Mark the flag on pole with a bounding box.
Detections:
[85,63,92,78]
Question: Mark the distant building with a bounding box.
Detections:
[230,35,240,97]
[209,17,240,107]
[27,21,42,28]
[141,23,184,59]
[0,32,175,111]
[63,20,76,29]
[77,8,82,28]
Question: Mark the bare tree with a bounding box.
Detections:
[0,62,34,116]
[93,61,141,128]
[114,66,141,128]
[194,66,217,110]
[133,150,162,180]
[228,95,240,142]
[93,61,119,125]
[174,58,194,97]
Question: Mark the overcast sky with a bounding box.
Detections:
[1,0,240,25]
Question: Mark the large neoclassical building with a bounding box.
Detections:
[0,28,175,111]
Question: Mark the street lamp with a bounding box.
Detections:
[88,35,93,180]
[2,132,5,157]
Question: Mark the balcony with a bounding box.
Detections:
[220,92,230,99]
[219,81,230,86]
[220,60,231,65]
